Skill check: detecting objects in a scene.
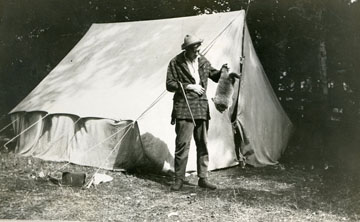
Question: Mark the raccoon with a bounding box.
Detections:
[212,68,241,113]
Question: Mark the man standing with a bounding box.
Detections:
[166,34,227,191]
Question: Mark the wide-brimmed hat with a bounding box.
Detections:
[181,34,203,50]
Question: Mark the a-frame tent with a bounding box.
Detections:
[7,10,293,172]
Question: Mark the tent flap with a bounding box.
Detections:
[11,113,147,170]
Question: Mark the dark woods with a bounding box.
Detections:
[0,0,359,169]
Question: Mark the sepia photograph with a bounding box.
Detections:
[0,0,359,221]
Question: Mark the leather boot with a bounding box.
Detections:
[170,179,183,191]
[198,178,217,190]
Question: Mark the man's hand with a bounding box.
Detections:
[221,63,229,72]
[186,84,205,96]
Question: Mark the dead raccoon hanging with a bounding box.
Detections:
[212,67,241,113]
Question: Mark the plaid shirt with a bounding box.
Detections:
[166,52,221,121]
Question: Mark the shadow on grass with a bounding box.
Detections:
[132,163,359,219]
[230,165,357,215]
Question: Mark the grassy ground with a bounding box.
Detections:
[0,147,359,222]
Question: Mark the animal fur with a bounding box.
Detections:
[212,68,241,113]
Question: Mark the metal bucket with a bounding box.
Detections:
[61,172,86,187]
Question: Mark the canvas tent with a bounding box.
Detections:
[7,10,293,172]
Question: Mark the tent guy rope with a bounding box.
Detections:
[3,114,49,150]
[76,121,134,154]
[201,12,243,56]
[135,90,168,121]
[84,123,134,188]
[0,118,18,134]
[52,121,135,174]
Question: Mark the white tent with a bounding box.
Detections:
[8,10,293,172]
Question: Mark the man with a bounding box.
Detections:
[166,34,227,191]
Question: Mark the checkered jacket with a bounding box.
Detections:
[166,52,221,121]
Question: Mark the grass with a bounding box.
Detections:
[0,147,359,221]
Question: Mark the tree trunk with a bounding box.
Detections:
[319,40,328,96]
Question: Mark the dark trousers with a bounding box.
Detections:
[174,119,209,180]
